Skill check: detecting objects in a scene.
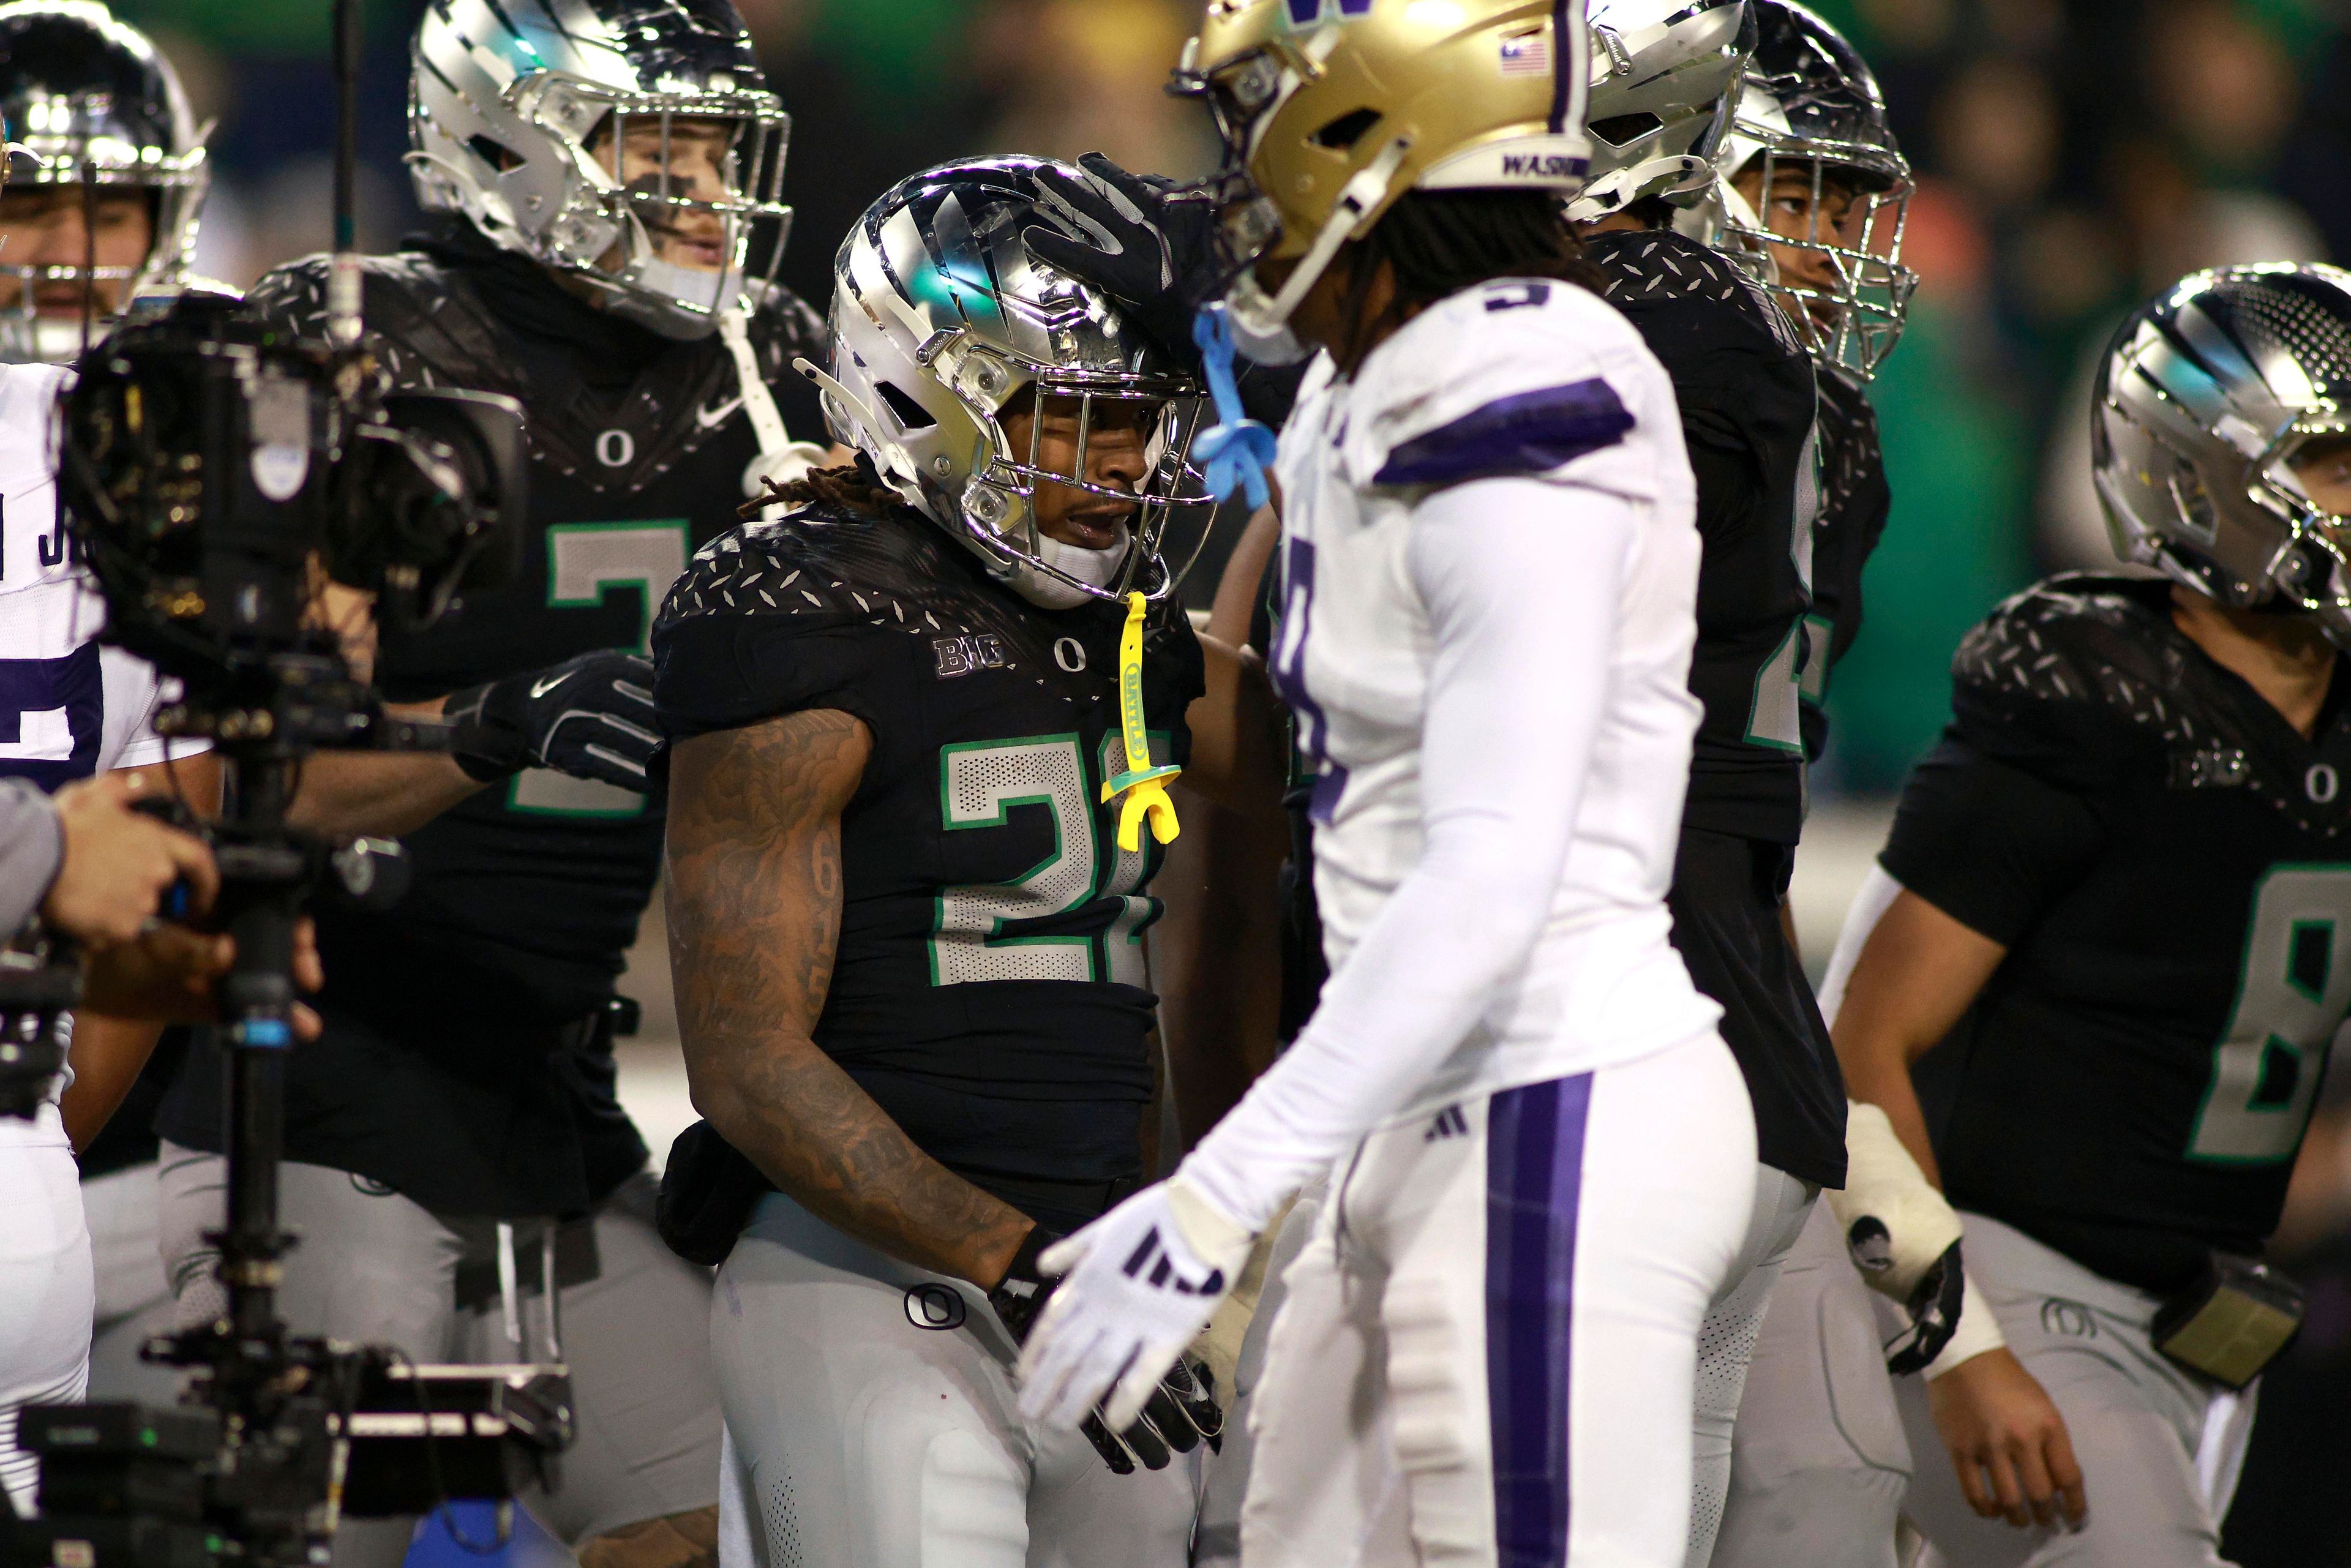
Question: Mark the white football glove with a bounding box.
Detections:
[1014,1176,1254,1433]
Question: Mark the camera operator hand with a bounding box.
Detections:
[78,918,324,1038]
[40,771,218,947]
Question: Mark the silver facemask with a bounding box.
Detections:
[814,157,1214,609]
[410,0,790,341]
[2094,263,2351,648]
[0,1,209,364]
[1708,0,1915,380]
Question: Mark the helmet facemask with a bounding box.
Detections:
[0,4,208,365]
[961,369,1213,609]
[818,159,1215,610]
[2092,266,2351,650]
[472,77,789,337]
[408,0,792,342]
[1718,141,1914,379]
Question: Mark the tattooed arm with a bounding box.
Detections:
[666,709,1037,1287]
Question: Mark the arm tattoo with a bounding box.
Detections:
[666,710,1032,1285]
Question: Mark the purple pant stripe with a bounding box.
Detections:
[1485,1073,1592,1567]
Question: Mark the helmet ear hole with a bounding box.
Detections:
[1589,112,1663,148]
[1310,108,1384,150]
[875,380,937,431]
[468,135,523,173]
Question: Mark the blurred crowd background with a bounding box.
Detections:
[105,0,2351,1561]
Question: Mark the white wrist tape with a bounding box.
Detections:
[1924,1272,2006,1379]
[1826,1101,1963,1303]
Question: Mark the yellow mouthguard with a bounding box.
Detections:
[1100,590,1182,852]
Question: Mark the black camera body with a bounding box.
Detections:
[0,293,560,1565]
[61,290,523,705]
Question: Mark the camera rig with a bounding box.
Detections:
[0,4,570,1562]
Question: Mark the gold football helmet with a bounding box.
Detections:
[1174,0,1592,341]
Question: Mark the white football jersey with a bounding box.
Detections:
[1268,277,1719,1106]
[0,361,197,786]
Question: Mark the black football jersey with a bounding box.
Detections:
[651,500,1204,1212]
[1799,366,1892,762]
[1886,576,2351,1293]
[1585,228,1820,845]
[154,224,828,1217]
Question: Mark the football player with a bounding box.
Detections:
[1012,6,1765,1566]
[142,3,828,1564]
[1706,0,1914,763]
[1745,263,2351,1566]
[656,156,1229,1567]
[0,1,211,365]
[1570,3,1872,1558]
[1698,10,1948,1565]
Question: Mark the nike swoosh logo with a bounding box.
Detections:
[530,674,566,699]
[697,394,746,429]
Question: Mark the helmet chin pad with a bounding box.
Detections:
[1010,531,1133,610]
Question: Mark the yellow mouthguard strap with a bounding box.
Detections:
[1100,590,1182,852]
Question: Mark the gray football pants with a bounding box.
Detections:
[1712,1206,2259,1568]
[711,1190,1199,1568]
[158,1142,724,1568]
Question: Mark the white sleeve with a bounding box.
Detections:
[1177,476,1637,1232]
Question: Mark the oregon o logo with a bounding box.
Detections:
[2310,763,2339,804]
[903,1283,967,1331]
[1054,637,1087,673]
[596,429,636,468]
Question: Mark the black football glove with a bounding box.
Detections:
[988,1224,1224,1474]
[1022,152,1222,377]
[445,649,661,794]
[1880,1237,1966,1375]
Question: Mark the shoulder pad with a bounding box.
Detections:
[1949,575,2197,787]
[1341,278,1675,500]
[242,250,483,394]
[1584,230,1806,360]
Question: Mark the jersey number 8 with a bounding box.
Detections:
[2189,865,2351,1165]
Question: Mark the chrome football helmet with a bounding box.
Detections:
[1565,0,1751,222]
[409,0,790,340]
[1711,0,1914,378]
[2094,264,2351,647]
[0,1,209,364]
[811,157,1212,610]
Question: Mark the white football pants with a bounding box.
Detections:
[0,1108,92,1518]
[1239,1033,1757,1568]
[711,1190,1199,1568]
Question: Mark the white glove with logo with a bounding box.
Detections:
[1014,1175,1255,1433]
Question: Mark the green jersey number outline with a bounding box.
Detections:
[929,730,1170,988]
[2187,863,2351,1165]
[508,519,689,819]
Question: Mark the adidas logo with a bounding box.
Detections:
[1118,1226,1227,1297]
[1423,1105,1469,1142]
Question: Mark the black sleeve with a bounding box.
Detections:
[1878,734,2106,946]
[652,613,894,746]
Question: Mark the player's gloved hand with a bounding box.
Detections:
[989,1225,1225,1473]
[1022,152,1220,375]
[1014,1176,1254,1436]
[445,650,661,794]
[1827,1100,1969,1371]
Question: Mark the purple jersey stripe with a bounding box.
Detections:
[1485,1071,1592,1567]
[1370,379,1633,490]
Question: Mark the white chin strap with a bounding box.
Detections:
[1013,530,1132,610]
[1227,136,1412,347]
[1563,154,1715,222]
[724,307,830,516]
